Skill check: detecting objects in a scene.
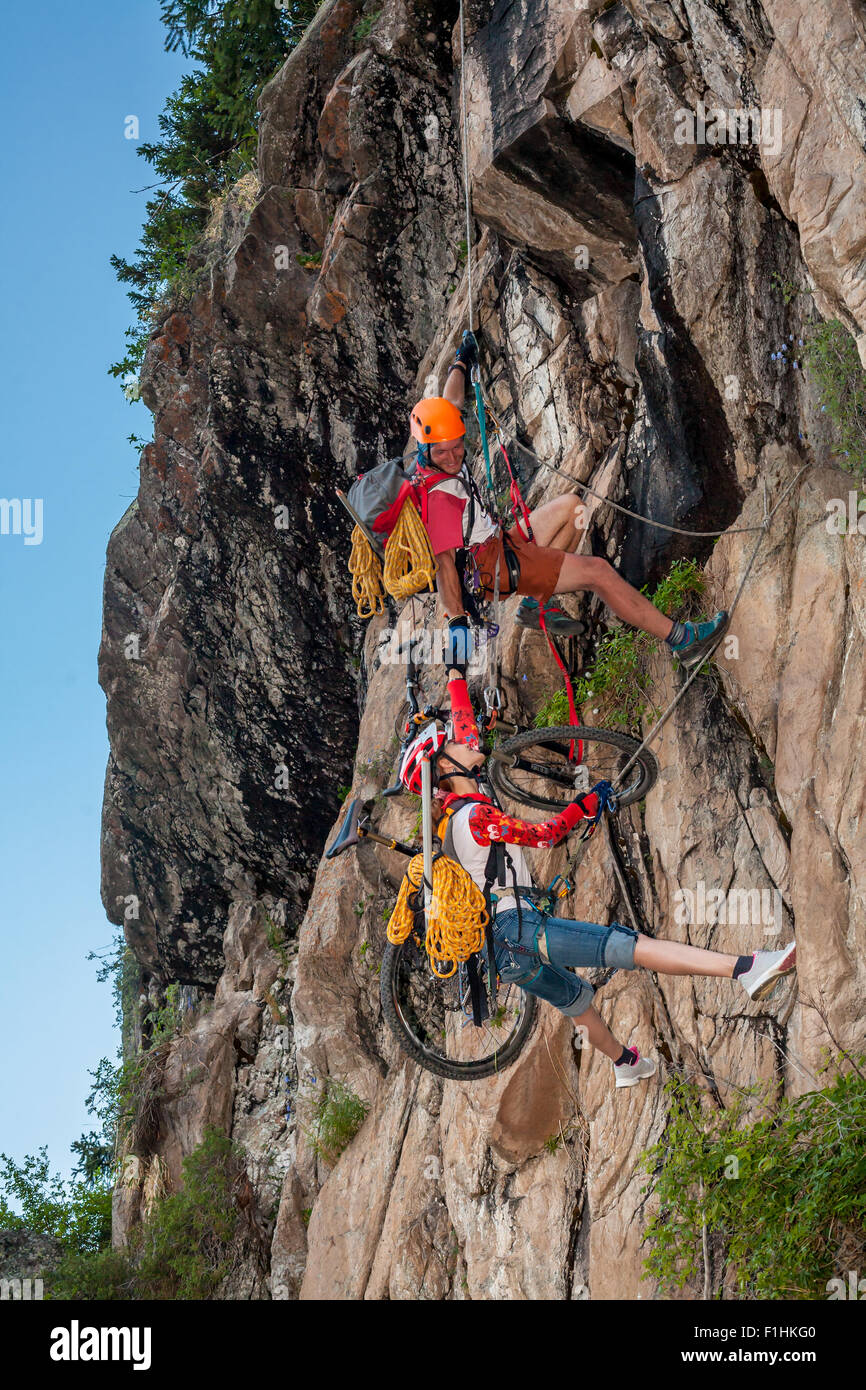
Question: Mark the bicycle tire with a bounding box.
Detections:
[489,724,657,811]
[380,939,537,1081]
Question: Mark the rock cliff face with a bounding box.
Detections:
[100,0,866,1298]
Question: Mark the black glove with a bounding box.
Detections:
[452,330,478,376]
[444,616,473,674]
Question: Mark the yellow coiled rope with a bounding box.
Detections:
[382,499,438,604]
[348,525,385,618]
[387,853,488,979]
[348,499,438,617]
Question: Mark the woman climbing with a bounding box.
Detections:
[399,666,797,1089]
[411,333,729,669]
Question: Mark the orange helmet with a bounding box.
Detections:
[409,397,465,444]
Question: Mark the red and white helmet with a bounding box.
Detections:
[399,722,448,795]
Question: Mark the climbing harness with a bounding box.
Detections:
[387,851,488,978]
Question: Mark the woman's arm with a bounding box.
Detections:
[467,797,599,850]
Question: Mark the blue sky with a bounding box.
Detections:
[0,5,192,1181]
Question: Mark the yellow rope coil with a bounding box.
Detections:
[387,853,488,979]
[382,499,438,603]
[348,525,385,618]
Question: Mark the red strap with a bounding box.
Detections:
[414,468,455,528]
[440,791,491,810]
[498,442,533,541]
[372,479,415,536]
[537,605,583,763]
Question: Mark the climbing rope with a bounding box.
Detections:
[478,385,777,538]
[382,498,439,602]
[612,465,808,790]
[459,0,475,334]
[388,852,488,978]
[348,526,386,618]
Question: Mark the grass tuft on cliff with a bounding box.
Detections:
[48,1129,262,1299]
[303,1077,369,1166]
[803,320,866,478]
[640,1062,866,1299]
[533,558,706,733]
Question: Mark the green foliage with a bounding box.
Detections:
[49,1129,256,1300]
[770,271,804,307]
[353,9,381,43]
[264,911,291,970]
[803,320,866,478]
[110,1,320,389]
[0,1150,113,1256]
[305,1078,369,1165]
[641,1064,866,1299]
[296,250,323,269]
[534,559,706,731]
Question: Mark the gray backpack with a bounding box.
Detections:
[347,457,474,558]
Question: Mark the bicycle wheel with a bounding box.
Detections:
[488,724,657,811]
[380,937,537,1081]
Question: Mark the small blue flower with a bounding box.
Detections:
[821,405,826,412]
[793,361,799,369]
[789,333,794,341]
[781,342,788,351]
[798,339,804,347]
[771,353,777,361]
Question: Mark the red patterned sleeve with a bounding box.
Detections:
[467,797,598,850]
[447,675,480,751]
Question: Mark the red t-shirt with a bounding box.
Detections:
[415,466,497,555]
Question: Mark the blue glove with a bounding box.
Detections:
[445,617,473,673]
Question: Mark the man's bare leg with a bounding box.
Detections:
[553,552,674,640]
[527,494,584,552]
[524,495,674,639]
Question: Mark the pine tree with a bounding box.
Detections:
[110,0,321,385]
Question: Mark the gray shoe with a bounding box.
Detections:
[613,1049,658,1089]
[738,943,797,1001]
[515,598,585,636]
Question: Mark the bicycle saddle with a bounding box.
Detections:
[326,797,372,859]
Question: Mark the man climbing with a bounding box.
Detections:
[399,669,797,1089]
[409,333,729,669]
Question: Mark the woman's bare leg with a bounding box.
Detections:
[572,1004,624,1061]
[634,933,737,977]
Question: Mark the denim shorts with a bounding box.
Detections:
[492,904,639,1017]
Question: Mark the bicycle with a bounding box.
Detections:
[327,640,658,1081]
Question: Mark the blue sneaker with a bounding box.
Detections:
[669,610,729,668]
[515,597,585,636]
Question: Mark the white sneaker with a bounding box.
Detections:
[613,1048,657,1088]
[738,943,797,1001]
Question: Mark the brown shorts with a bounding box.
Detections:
[473,526,565,604]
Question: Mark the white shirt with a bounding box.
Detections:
[448,802,536,916]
